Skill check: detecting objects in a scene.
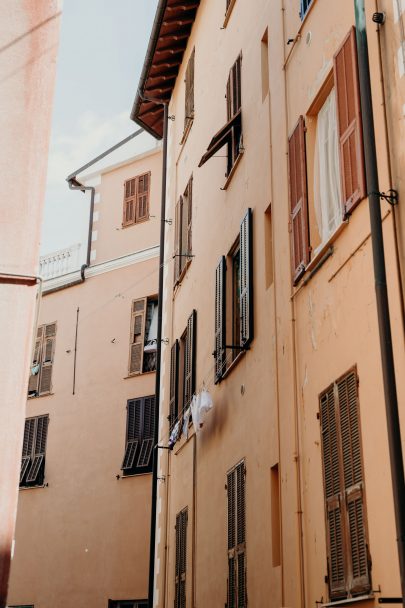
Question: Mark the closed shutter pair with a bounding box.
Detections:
[214,209,253,383]
[121,396,156,473]
[175,507,188,608]
[20,415,49,486]
[122,173,150,227]
[169,311,197,430]
[320,370,371,599]
[28,323,56,396]
[227,461,246,608]
[289,28,365,283]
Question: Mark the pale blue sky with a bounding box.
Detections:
[41,0,158,256]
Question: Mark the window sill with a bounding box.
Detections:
[305,220,347,274]
[180,118,193,146]
[221,151,244,191]
[221,349,246,380]
[119,471,152,479]
[27,392,54,400]
[223,0,237,28]
[19,483,46,491]
[121,217,150,229]
[124,370,156,380]
[321,595,374,607]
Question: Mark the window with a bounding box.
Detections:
[28,323,56,397]
[320,369,371,600]
[108,601,147,608]
[300,0,314,19]
[121,396,156,475]
[122,172,151,227]
[174,176,193,285]
[20,415,49,487]
[198,54,242,180]
[169,310,197,431]
[227,461,246,608]
[183,49,195,139]
[128,297,158,375]
[174,507,188,608]
[288,28,365,284]
[214,209,253,382]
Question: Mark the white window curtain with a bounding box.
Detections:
[144,302,158,352]
[314,88,342,250]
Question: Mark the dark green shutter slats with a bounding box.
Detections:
[175,508,188,608]
[184,310,197,410]
[215,256,227,383]
[21,415,49,486]
[122,396,156,472]
[240,209,253,347]
[169,340,180,429]
[227,461,246,607]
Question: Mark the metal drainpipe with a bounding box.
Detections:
[149,101,169,608]
[354,2,405,603]
[67,180,95,280]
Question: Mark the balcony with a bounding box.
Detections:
[39,243,82,280]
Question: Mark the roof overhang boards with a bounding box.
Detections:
[131,0,200,140]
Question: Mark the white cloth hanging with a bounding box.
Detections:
[144,302,158,352]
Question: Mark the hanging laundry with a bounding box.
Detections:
[182,406,191,439]
[168,419,181,450]
[190,393,201,433]
[144,301,158,352]
[198,389,213,427]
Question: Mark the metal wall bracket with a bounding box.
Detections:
[373,189,398,206]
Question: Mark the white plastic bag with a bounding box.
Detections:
[198,389,213,427]
[190,393,201,433]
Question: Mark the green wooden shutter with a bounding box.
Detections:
[169,341,179,430]
[288,116,309,284]
[240,209,253,347]
[215,256,226,383]
[334,28,365,216]
[184,310,197,410]
[129,298,147,375]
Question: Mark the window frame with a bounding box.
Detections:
[174,507,188,608]
[28,323,56,398]
[227,459,246,608]
[20,415,49,488]
[128,296,158,376]
[121,395,156,476]
[122,172,151,228]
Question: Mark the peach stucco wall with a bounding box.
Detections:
[153,1,405,608]
[0,2,61,605]
[8,153,162,607]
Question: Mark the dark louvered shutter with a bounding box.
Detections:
[123,177,136,226]
[186,177,192,260]
[136,172,150,222]
[175,508,188,608]
[39,323,56,395]
[288,116,309,284]
[28,332,42,394]
[334,28,365,216]
[20,418,35,483]
[227,462,246,607]
[137,396,156,468]
[337,372,370,595]
[184,310,197,410]
[320,386,346,599]
[129,298,147,374]
[215,257,226,383]
[185,49,195,130]
[227,469,236,608]
[174,198,182,284]
[180,195,188,277]
[122,398,142,471]
[169,341,179,430]
[26,415,49,484]
[240,209,253,347]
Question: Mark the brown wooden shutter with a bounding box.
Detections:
[240,209,253,347]
[129,298,147,375]
[337,372,370,595]
[320,386,346,599]
[215,257,226,383]
[39,323,56,395]
[175,508,188,608]
[184,48,195,130]
[184,310,197,410]
[169,341,179,430]
[123,178,136,226]
[137,395,156,468]
[174,198,182,284]
[26,415,49,484]
[136,172,150,222]
[334,28,365,216]
[288,116,309,283]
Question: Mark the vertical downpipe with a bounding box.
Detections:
[354,2,405,603]
[149,102,169,608]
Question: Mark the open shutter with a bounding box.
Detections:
[136,172,150,222]
[227,469,236,608]
[236,462,246,608]
[320,385,347,599]
[186,177,193,260]
[174,198,182,284]
[288,116,309,284]
[122,398,142,470]
[214,257,226,383]
[184,310,197,410]
[129,298,147,375]
[169,341,179,430]
[240,209,253,347]
[123,177,136,226]
[28,336,42,395]
[137,395,156,468]
[180,195,188,277]
[39,323,56,395]
[337,372,370,595]
[20,418,35,483]
[184,48,195,129]
[334,28,365,216]
[175,508,188,608]
[26,415,48,484]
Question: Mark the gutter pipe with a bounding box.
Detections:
[66,128,144,281]
[354,2,405,603]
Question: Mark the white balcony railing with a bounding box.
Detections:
[39,243,82,280]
